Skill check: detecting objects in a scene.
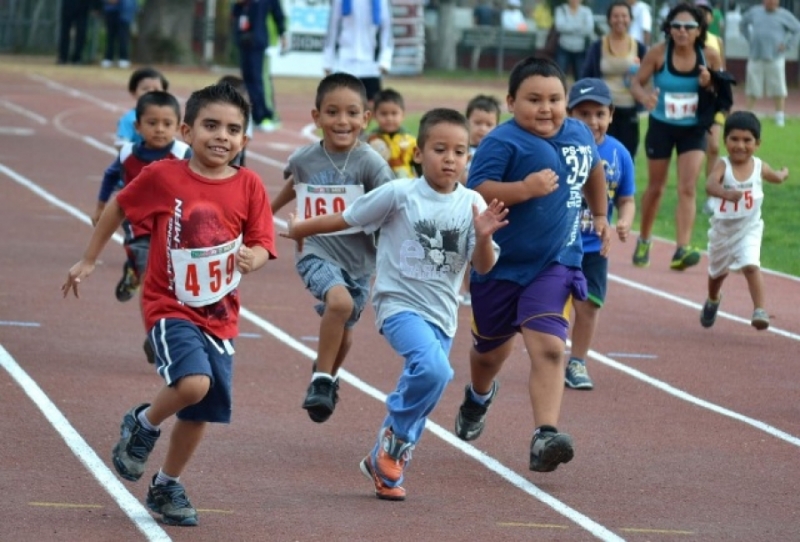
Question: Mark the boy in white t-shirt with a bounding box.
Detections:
[700,111,788,331]
[283,108,508,501]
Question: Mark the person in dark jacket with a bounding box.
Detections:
[232,0,287,132]
[58,0,95,64]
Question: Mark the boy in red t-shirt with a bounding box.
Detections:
[62,82,276,526]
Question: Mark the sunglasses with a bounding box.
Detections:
[670,21,700,30]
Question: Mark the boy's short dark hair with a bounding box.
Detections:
[508,57,567,99]
[724,111,761,140]
[184,83,250,132]
[417,108,469,149]
[372,88,405,111]
[128,67,169,93]
[217,75,250,104]
[315,72,368,110]
[466,94,502,122]
[135,91,181,124]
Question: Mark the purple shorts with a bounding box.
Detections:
[470,264,587,352]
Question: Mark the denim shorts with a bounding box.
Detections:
[296,255,371,329]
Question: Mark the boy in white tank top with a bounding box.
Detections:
[700,111,789,330]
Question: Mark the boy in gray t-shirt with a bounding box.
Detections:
[271,73,394,424]
[283,108,507,501]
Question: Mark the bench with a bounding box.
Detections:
[460,27,541,71]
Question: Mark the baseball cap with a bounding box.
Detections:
[567,78,613,109]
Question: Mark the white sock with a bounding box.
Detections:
[776,111,785,123]
[137,408,159,432]
[311,372,334,383]
[470,384,493,404]
[154,469,179,486]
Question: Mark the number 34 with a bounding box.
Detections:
[184,254,236,297]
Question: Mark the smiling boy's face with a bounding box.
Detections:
[181,102,247,176]
[508,75,567,139]
[312,88,370,153]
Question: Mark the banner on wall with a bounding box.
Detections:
[269,0,425,78]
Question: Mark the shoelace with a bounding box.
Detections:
[569,363,588,377]
[155,482,191,508]
[129,426,159,460]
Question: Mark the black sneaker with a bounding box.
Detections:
[143,338,155,364]
[700,296,722,328]
[115,261,139,302]
[112,404,160,481]
[454,381,498,441]
[302,377,337,423]
[529,429,574,472]
[670,246,701,271]
[146,475,198,526]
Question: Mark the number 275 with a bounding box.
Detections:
[719,190,753,213]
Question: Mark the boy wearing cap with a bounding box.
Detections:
[565,78,636,389]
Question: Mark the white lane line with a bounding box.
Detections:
[607,274,800,341]
[0,127,35,136]
[1,163,624,542]
[0,98,48,124]
[605,352,658,359]
[0,320,41,327]
[0,345,171,542]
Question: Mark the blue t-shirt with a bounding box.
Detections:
[579,135,635,254]
[115,108,142,147]
[467,118,600,286]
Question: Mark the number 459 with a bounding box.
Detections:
[184,254,236,297]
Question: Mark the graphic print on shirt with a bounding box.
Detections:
[166,198,241,321]
[562,144,594,245]
[580,148,619,233]
[400,217,470,280]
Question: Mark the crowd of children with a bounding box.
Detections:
[60,42,788,525]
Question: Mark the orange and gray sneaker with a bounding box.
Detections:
[359,455,406,501]
[375,427,413,484]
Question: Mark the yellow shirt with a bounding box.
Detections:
[532,4,553,29]
[704,33,726,124]
[367,129,417,178]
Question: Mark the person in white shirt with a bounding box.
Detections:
[502,0,529,31]
[322,0,394,106]
[629,0,653,45]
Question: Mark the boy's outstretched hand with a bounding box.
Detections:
[279,213,305,252]
[62,260,96,298]
[473,199,509,238]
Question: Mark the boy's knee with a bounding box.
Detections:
[324,287,355,318]
[175,374,211,405]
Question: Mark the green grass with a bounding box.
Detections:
[396,112,799,277]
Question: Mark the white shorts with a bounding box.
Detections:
[745,58,787,99]
[707,219,763,279]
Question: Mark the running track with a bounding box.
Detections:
[1,62,798,542]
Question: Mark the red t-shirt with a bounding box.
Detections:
[116,160,276,339]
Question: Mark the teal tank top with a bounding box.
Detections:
[651,41,705,127]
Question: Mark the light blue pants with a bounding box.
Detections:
[370,311,454,481]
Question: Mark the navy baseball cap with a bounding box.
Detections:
[568,78,613,109]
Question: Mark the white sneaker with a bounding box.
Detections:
[100,59,113,68]
[775,112,785,127]
[118,59,131,69]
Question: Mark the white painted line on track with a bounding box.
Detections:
[0,127,35,136]
[0,345,171,542]
[605,352,658,359]
[0,98,48,124]
[0,320,41,327]
[1,162,624,542]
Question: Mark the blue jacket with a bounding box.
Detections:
[232,0,286,50]
[103,0,137,23]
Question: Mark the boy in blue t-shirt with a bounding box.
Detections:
[115,67,169,148]
[565,78,636,390]
[454,57,612,473]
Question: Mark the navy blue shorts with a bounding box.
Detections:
[148,318,234,423]
[470,264,587,349]
[581,251,608,307]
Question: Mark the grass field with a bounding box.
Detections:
[392,111,799,277]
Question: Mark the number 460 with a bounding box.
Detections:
[184,254,236,297]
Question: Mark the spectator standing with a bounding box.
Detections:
[739,0,800,127]
[232,0,287,133]
[101,0,136,69]
[58,0,95,65]
[323,0,395,106]
[474,0,499,26]
[629,0,653,46]
[554,0,595,79]
[501,0,529,31]
[708,0,725,37]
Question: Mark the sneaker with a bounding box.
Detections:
[529,429,574,472]
[775,112,785,127]
[454,381,498,441]
[117,59,131,69]
[143,338,155,364]
[100,59,113,68]
[112,404,160,481]
[751,308,770,330]
[700,296,722,328]
[359,456,406,501]
[670,246,701,271]
[115,261,139,302]
[632,238,651,267]
[256,119,281,132]
[375,427,413,484]
[302,377,337,423]
[564,359,593,390]
[146,475,198,526]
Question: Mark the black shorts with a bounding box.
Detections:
[644,116,707,160]
[580,251,608,307]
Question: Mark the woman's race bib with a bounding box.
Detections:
[295,183,364,235]
[171,235,243,307]
[664,92,698,120]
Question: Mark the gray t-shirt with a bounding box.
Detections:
[740,6,800,60]
[285,141,395,278]
[343,177,500,337]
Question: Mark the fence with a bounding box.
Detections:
[0,0,59,53]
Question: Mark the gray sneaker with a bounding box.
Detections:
[454,381,498,441]
[112,404,160,481]
[700,296,722,328]
[751,308,770,330]
[565,359,594,390]
[146,475,198,526]
[529,429,574,472]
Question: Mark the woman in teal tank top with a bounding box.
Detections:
[629,3,722,271]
